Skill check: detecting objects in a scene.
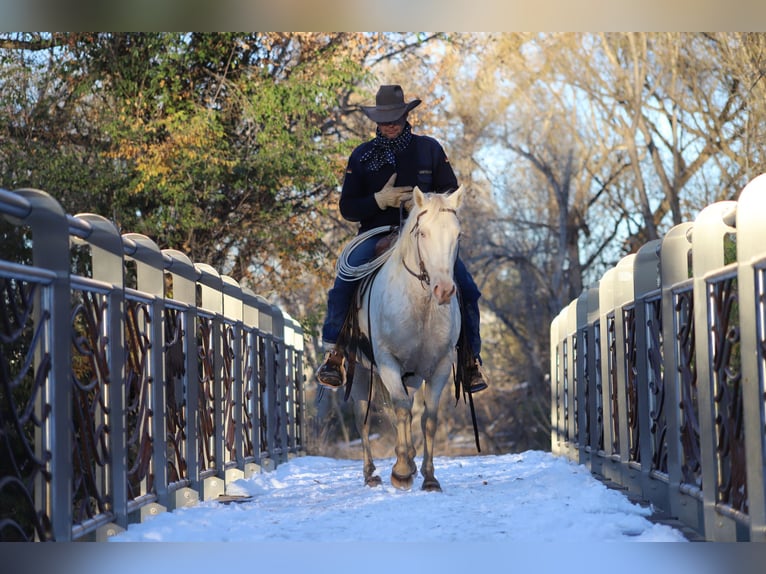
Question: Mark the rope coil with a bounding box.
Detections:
[335,225,397,281]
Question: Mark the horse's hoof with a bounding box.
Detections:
[422,479,442,492]
[365,475,382,487]
[391,472,414,491]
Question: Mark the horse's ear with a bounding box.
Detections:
[413,186,426,209]
[447,186,465,209]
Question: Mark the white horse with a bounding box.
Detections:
[348,185,464,492]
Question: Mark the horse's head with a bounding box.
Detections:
[401,186,465,305]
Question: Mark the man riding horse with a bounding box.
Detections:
[316,84,489,394]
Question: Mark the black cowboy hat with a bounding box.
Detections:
[360,85,421,123]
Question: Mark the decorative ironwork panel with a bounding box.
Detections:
[607,313,620,455]
[196,315,216,472]
[222,321,237,465]
[242,328,256,460]
[582,327,590,447]
[0,276,53,541]
[624,305,640,463]
[553,340,561,445]
[257,334,269,455]
[645,297,668,474]
[571,332,578,444]
[273,341,284,455]
[124,296,154,501]
[708,275,748,515]
[70,288,114,527]
[293,351,304,451]
[675,287,702,489]
[164,305,188,484]
[562,337,569,442]
[594,320,604,452]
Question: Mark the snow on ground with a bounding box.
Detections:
[110,450,687,543]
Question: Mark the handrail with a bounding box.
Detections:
[0,187,306,542]
[549,173,766,542]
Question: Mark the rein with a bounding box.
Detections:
[401,207,458,288]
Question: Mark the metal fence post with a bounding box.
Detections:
[585,287,602,477]
[222,274,245,485]
[691,200,744,541]
[11,189,73,541]
[71,212,128,539]
[123,233,168,515]
[549,313,562,454]
[634,239,669,510]
[195,263,225,500]
[271,306,288,465]
[162,249,200,509]
[735,175,766,542]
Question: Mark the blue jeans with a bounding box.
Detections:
[321,235,482,357]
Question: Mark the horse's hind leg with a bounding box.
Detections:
[352,381,381,487]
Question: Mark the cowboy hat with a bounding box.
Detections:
[360,85,421,123]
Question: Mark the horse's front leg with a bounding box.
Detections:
[391,402,416,490]
[420,369,451,492]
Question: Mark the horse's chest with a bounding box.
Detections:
[376,301,457,356]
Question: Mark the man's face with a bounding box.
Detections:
[376,116,406,139]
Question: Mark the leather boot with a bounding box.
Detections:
[466,357,489,393]
[316,348,346,389]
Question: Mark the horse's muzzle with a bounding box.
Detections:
[433,282,456,305]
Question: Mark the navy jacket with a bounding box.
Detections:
[339,133,458,233]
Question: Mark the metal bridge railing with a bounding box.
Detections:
[0,187,305,542]
[550,173,766,542]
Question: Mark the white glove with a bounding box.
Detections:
[374,173,413,210]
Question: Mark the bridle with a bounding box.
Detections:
[401,207,459,289]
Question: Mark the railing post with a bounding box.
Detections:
[73,212,128,538]
[241,287,263,475]
[563,300,577,459]
[222,274,245,484]
[293,317,305,454]
[660,222,701,535]
[258,298,276,470]
[12,189,73,541]
[585,287,602,477]
[612,254,638,493]
[549,313,562,454]
[195,263,225,500]
[598,267,621,484]
[162,249,200,509]
[574,291,590,467]
[123,233,168,514]
[633,239,665,509]
[735,174,766,542]
[691,200,742,541]
[271,306,288,465]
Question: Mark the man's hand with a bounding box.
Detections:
[374,173,413,210]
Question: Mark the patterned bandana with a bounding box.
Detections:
[360,122,413,172]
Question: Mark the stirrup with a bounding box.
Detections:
[316,349,347,389]
[467,359,489,393]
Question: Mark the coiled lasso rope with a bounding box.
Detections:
[335,225,397,281]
